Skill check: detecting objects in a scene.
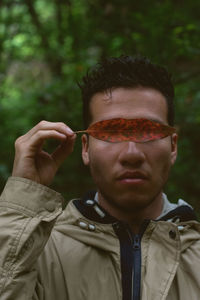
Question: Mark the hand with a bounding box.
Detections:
[12,120,76,186]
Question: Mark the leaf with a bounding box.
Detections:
[75,118,176,143]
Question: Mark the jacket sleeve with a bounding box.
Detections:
[0,177,63,300]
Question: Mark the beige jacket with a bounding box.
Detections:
[0,177,200,300]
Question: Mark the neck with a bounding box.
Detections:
[98,192,163,234]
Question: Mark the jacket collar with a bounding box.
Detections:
[73,190,198,225]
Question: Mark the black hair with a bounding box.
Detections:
[78,55,175,127]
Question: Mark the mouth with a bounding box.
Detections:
[117,171,148,185]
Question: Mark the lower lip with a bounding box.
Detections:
[118,178,146,185]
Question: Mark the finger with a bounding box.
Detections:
[21,130,68,154]
[21,121,74,142]
[51,134,77,167]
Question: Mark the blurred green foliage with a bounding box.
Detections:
[0,0,200,213]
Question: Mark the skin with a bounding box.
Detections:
[12,121,76,186]
[82,87,178,232]
[12,86,177,233]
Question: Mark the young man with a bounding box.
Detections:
[0,56,199,300]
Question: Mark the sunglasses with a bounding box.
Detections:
[75,118,176,143]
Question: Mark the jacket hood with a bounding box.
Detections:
[54,197,120,254]
[157,195,197,222]
[53,190,198,253]
[76,190,197,223]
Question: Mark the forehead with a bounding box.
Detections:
[89,87,168,125]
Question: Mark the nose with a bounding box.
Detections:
[118,141,145,167]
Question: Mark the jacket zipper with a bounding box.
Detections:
[113,220,149,300]
[127,221,149,300]
[132,234,141,300]
[126,230,141,300]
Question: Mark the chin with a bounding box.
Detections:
[118,196,152,212]
[102,190,154,212]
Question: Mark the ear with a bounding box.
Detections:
[82,134,90,165]
[170,133,178,165]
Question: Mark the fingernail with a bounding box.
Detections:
[66,128,74,135]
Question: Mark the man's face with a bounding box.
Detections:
[82,87,177,214]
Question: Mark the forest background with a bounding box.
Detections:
[0,0,200,213]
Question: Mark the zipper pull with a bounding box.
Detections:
[133,235,141,250]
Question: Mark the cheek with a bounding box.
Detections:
[88,140,117,174]
[148,139,174,175]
